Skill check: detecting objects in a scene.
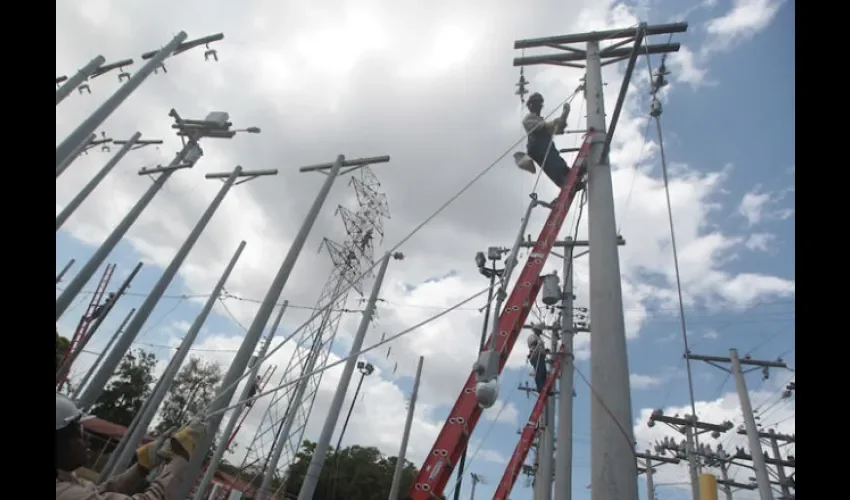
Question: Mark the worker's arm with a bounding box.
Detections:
[97,463,148,494]
[523,104,571,136]
[56,458,189,500]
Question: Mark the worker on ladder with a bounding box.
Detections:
[516,92,582,190]
[56,392,207,500]
[527,328,549,393]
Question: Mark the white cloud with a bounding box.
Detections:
[745,233,776,252]
[630,373,663,389]
[704,0,785,54]
[57,0,793,497]
[738,186,795,227]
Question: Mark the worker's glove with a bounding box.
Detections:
[136,429,175,470]
[562,102,571,117]
[169,417,208,458]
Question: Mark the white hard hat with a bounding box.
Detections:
[56,392,90,431]
[527,334,539,349]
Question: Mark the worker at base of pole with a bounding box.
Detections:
[527,328,548,393]
[56,392,207,500]
[517,92,584,191]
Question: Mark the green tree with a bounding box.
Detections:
[281,440,439,500]
[56,328,71,371]
[156,356,223,433]
[89,348,157,426]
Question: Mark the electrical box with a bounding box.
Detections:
[541,273,561,306]
[204,111,230,127]
[487,246,503,261]
[184,143,204,163]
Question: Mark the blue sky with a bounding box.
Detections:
[57,1,794,499]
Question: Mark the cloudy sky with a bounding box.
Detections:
[56,0,795,499]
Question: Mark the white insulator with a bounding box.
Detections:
[475,379,499,409]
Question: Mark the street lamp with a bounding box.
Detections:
[335,361,374,452]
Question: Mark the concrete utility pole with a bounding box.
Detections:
[536,315,558,500]
[106,242,251,475]
[55,109,260,321]
[176,153,390,500]
[72,308,135,400]
[56,55,105,105]
[56,133,97,179]
[554,239,576,500]
[388,356,425,500]
[192,305,287,500]
[514,22,686,500]
[56,133,163,231]
[686,350,788,500]
[76,165,273,409]
[636,450,680,500]
[56,259,76,284]
[648,411,734,500]
[296,251,402,500]
[470,473,486,500]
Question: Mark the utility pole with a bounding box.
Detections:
[554,238,576,500]
[337,362,374,450]
[56,259,76,284]
[176,153,390,500]
[55,108,261,321]
[514,21,686,500]
[56,133,98,179]
[686,350,788,500]
[647,410,734,500]
[192,310,285,500]
[56,133,163,231]
[56,55,105,105]
[388,356,425,500]
[72,308,135,400]
[296,252,403,500]
[536,312,558,500]
[104,242,251,476]
[636,450,680,500]
[76,164,274,409]
[470,473,487,500]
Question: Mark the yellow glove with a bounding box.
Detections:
[171,417,207,457]
[136,429,174,470]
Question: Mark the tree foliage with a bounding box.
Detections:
[56,329,71,371]
[90,348,157,427]
[156,356,223,433]
[279,440,440,500]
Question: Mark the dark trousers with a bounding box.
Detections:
[527,137,570,188]
[529,351,548,393]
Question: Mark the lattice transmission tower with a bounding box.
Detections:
[236,167,390,488]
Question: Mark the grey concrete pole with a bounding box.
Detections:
[75,166,242,409]
[73,307,135,401]
[55,32,188,169]
[110,242,249,472]
[56,132,142,231]
[718,462,733,500]
[56,133,96,179]
[191,302,288,500]
[296,252,396,500]
[730,349,773,500]
[388,356,425,500]
[553,243,575,500]
[686,425,701,500]
[538,326,557,500]
[55,140,196,321]
[585,39,638,500]
[56,259,76,284]
[176,155,349,500]
[57,55,105,106]
[645,454,655,500]
[769,430,791,499]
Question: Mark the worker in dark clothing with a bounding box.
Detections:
[246,376,261,408]
[527,328,549,393]
[517,92,582,190]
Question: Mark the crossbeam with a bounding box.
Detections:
[514,22,688,49]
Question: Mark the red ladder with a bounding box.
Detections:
[56,263,115,390]
[409,132,593,499]
[493,346,566,500]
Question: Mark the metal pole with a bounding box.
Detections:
[56,133,96,179]
[453,262,496,500]
[57,55,105,106]
[56,259,76,284]
[55,32,188,169]
[110,242,250,473]
[644,454,655,500]
[388,356,425,500]
[554,243,575,500]
[769,430,791,499]
[257,280,345,500]
[55,140,195,321]
[585,39,637,500]
[538,327,557,500]
[75,167,242,409]
[730,349,773,500]
[336,372,365,451]
[57,132,142,231]
[56,262,143,384]
[73,307,135,400]
[192,308,286,500]
[177,155,348,499]
[297,252,395,500]
[718,462,733,500]
[686,425,701,500]
[470,477,478,500]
